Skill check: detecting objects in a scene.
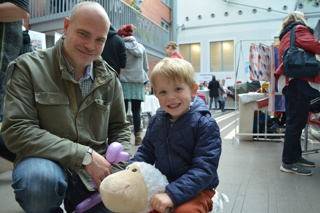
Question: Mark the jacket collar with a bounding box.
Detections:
[279,22,314,40]
[54,35,113,85]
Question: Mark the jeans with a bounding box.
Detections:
[221,96,226,111]
[209,96,219,110]
[12,157,114,213]
[282,81,312,164]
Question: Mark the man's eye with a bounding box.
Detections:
[79,32,87,37]
[97,38,105,43]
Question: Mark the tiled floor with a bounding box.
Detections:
[1,110,320,213]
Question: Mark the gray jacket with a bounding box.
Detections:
[120,36,149,83]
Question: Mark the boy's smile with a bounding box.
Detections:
[154,75,197,120]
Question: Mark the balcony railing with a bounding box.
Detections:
[29,0,169,55]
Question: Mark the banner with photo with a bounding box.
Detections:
[28,30,46,50]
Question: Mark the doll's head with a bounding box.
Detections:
[100,162,168,213]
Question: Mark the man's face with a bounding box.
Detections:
[63,12,109,69]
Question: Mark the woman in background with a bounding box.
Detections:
[164,41,184,59]
[274,11,320,176]
[118,24,149,145]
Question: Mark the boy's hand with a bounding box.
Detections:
[150,193,173,213]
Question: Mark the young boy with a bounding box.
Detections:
[129,58,222,213]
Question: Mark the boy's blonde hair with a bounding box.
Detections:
[151,58,196,91]
[280,11,308,32]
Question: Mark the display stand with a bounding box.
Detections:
[233,39,285,143]
[302,123,320,154]
[301,108,320,154]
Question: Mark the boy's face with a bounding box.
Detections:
[153,75,197,120]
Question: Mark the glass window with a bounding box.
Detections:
[180,43,201,73]
[210,41,234,72]
[161,19,169,31]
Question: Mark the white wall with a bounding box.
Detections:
[176,0,320,84]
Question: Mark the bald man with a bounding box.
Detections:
[1,2,131,212]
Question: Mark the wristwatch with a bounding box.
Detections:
[82,147,93,166]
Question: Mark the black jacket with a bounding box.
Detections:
[101,26,127,74]
[208,79,220,97]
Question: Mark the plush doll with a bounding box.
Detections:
[100,161,229,213]
[100,162,169,213]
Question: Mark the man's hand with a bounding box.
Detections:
[84,150,112,189]
[150,193,173,213]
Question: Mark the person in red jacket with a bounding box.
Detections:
[164,41,184,59]
[274,11,320,176]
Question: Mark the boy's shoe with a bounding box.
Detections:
[297,157,315,168]
[280,163,313,176]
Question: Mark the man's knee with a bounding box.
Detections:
[12,158,67,211]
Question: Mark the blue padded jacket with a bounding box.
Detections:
[130,96,222,206]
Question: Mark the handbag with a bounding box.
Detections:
[282,26,320,78]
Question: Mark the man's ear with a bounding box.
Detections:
[63,17,69,34]
[191,84,198,97]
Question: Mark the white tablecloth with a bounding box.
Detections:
[141,95,160,116]
[197,89,210,104]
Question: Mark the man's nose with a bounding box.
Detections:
[84,39,95,50]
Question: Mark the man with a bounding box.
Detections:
[1,2,131,212]
[0,0,29,162]
[101,25,127,75]
[208,75,220,111]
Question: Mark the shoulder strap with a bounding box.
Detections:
[290,26,296,47]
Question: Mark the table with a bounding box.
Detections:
[237,93,284,141]
[141,95,160,116]
[197,89,209,105]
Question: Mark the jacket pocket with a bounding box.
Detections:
[94,99,110,111]
[34,92,72,138]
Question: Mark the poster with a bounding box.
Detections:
[314,19,320,40]
[55,32,63,44]
[28,30,46,50]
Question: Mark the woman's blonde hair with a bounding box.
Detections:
[151,58,196,91]
[165,41,178,50]
[280,11,308,32]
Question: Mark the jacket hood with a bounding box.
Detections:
[124,36,144,57]
[156,96,211,118]
[279,22,314,40]
[107,26,117,39]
